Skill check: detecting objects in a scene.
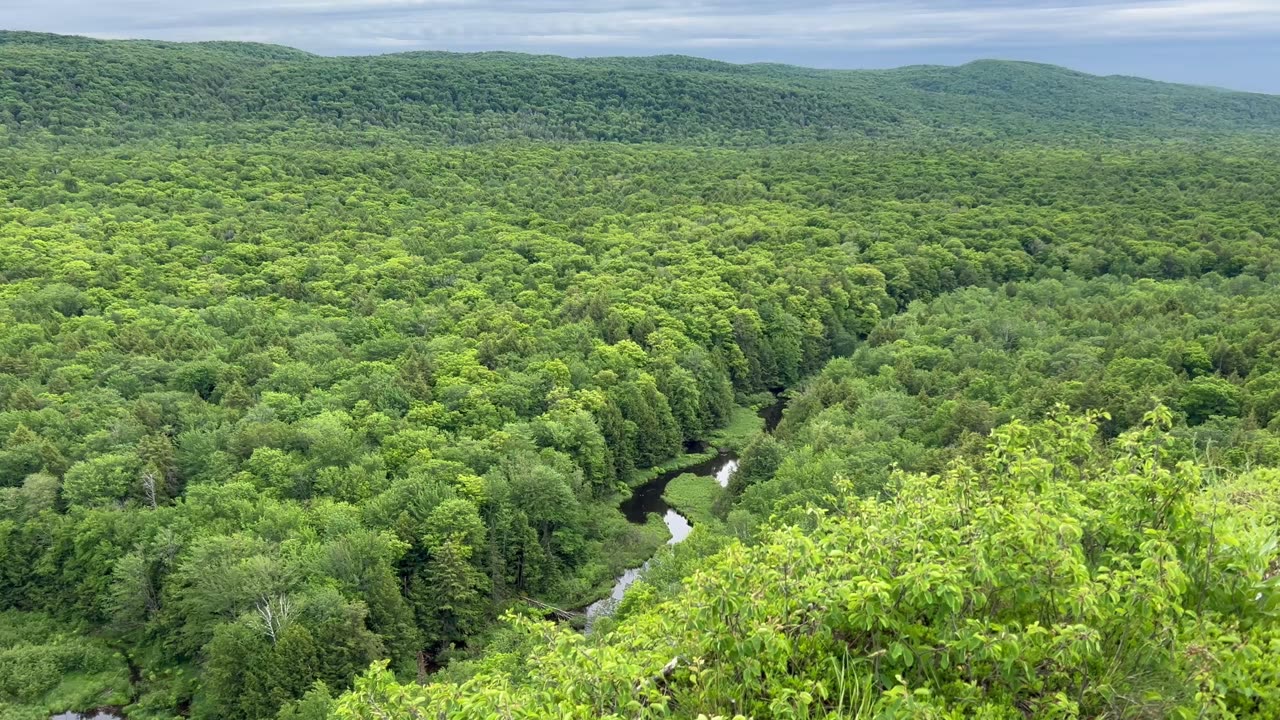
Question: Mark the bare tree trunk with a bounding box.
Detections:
[141,469,158,510]
[256,594,292,644]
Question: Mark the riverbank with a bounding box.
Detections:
[624,405,764,488]
[550,389,788,620]
[660,472,724,527]
[0,610,131,720]
[565,406,763,618]
[573,392,789,624]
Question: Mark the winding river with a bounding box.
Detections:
[583,392,786,627]
[49,397,786,718]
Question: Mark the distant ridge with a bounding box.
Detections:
[2,30,1278,143]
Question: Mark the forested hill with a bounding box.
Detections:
[7,25,1280,720]
[3,30,1280,143]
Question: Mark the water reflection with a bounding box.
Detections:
[714,459,739,488]
[618,451,735,524]
[582,392,787,628]
[583,508,693,625]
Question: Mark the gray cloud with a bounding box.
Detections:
[6,0,1280,55]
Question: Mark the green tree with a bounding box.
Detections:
[1181,376,1242,424]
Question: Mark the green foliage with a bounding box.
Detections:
[728,273,1280,530]
[3,29,1280,720]
[0,611,131,719]
[3,32,1280,144]
[1181,376,1243,425]
[276,682,336,720]
[661,473,725,527]
[335,412,1280,718]
[61,452,143,507]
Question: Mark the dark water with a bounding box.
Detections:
[759,387,787,434]
[584,455,726,625]
[583,392,786,626]
[618,450,738,525]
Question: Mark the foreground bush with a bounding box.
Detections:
[337,409,1280,719]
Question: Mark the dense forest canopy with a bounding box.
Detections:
[1,30,1278,720]
[5,30,1280,144]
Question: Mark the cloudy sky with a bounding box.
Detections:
[8,0,1280,93]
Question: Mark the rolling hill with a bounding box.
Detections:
[3,30,1279,143]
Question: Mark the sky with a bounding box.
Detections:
[6,0,1280,93]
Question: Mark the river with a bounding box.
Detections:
[51,398,787,716]
[583,392,785,627]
